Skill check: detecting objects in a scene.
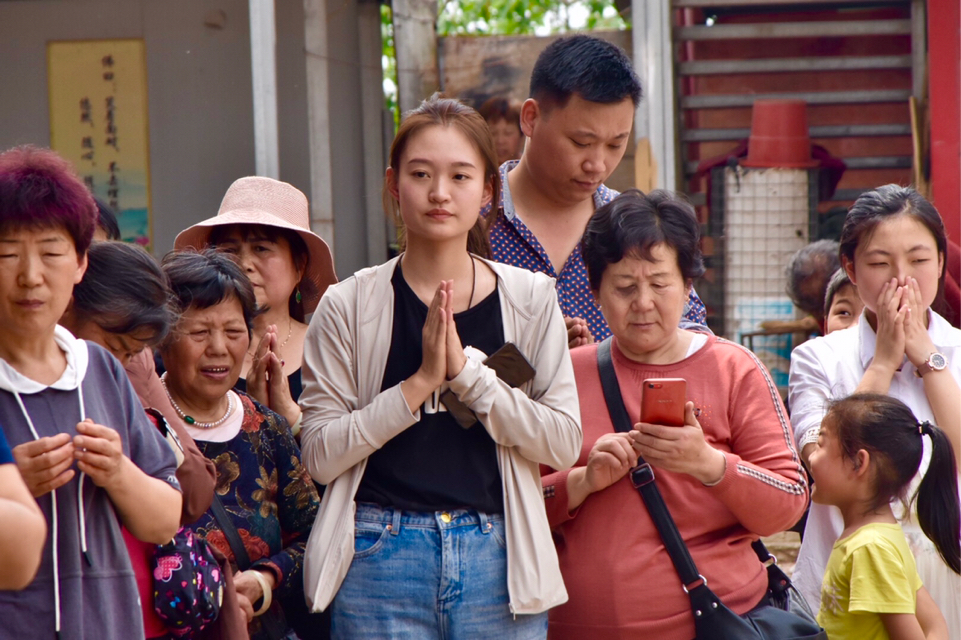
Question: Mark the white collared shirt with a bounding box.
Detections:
[787,309,961,612]
[790,310,961,446]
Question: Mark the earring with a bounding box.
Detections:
[295,287,302,304]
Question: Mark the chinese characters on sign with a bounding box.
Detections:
[48,39,152,249]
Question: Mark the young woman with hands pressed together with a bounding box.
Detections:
[789,186,961,632]
[298,96,581,639]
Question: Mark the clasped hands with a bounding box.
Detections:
[564,316,594,349]
[580,402,726,497]
[401,281,469,412]
[870,277,937,375]
[13,419,127,498]
[247,324,300,428]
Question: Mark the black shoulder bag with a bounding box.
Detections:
[210,495,289,640]
[596,338,826,640]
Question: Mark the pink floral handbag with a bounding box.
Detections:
[152,526,224,637]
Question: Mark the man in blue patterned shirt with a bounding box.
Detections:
[487,35,706,345]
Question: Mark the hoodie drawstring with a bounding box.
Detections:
[76,385,90,567]
[13,384,88,640]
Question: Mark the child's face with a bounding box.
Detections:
[808,416,856,506]
[825,283,865,334]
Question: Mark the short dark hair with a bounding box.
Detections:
[529,35,642,110]
[785,240,840,318]
[72,241,175,346]
[583,189,704,291]
[0,145,96,256]
[161,248,259,341]
[841,185,947,284]
[94,197,122,241]
[208,223,314,323]
[823,268,853,314]
[477,97,521,131]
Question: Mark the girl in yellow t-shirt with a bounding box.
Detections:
[808,394,959,640]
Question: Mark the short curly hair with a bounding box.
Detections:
[583,189,704,292]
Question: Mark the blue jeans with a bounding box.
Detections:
[331,503,548,640]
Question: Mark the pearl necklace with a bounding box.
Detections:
[161,374,235,429]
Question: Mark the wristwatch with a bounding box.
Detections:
[915,352,948,378]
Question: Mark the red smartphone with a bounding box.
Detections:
[640,378,687,426]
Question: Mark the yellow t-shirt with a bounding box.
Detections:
[817,522,923,640]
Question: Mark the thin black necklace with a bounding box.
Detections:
[467,255,476,309]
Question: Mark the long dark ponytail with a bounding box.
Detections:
[916,421,961,574]
[827,393,960,574]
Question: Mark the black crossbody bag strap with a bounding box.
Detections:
[211,495,252,570]
[598,340,825,640]
[210,494,287,640]
[596,338,704,589]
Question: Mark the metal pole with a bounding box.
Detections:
[249,0,280,178]
[632,0,677,190]
[303,0,335,249]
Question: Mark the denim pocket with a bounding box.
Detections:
[488,517,508,550]
[353,521,391,559]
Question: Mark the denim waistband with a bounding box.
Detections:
[354,502,503,533]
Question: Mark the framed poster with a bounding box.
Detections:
[48,39,152,249]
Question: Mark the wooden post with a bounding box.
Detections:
[393,0,439,113]
[631,0,677,191]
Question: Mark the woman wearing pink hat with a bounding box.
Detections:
[175,177,337,436]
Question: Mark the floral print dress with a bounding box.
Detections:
[189,392,320,640]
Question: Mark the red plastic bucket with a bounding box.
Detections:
[741,99,817,168]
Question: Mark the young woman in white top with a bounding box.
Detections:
[789,185,961,633]
[298,96,581,638]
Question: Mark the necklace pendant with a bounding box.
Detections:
[185,416,196,425]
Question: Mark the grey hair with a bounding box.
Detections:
[785,239,840,317]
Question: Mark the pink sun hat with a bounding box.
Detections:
[174,176,336,315]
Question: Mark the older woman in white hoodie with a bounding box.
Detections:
[0,146,182,640]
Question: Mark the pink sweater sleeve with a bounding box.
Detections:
[541,467,578,528]
[705,349,809,535]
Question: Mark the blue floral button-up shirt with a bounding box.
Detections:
[486,160,707,341]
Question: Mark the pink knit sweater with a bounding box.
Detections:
[542,337,808,640]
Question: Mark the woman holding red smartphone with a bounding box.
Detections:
[541,190,809,640]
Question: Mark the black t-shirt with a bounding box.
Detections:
[355,263,506,513]
[234,368,303,402]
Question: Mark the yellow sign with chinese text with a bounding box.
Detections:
[48,39,152,249]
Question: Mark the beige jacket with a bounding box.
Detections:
[299,256,582,614]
